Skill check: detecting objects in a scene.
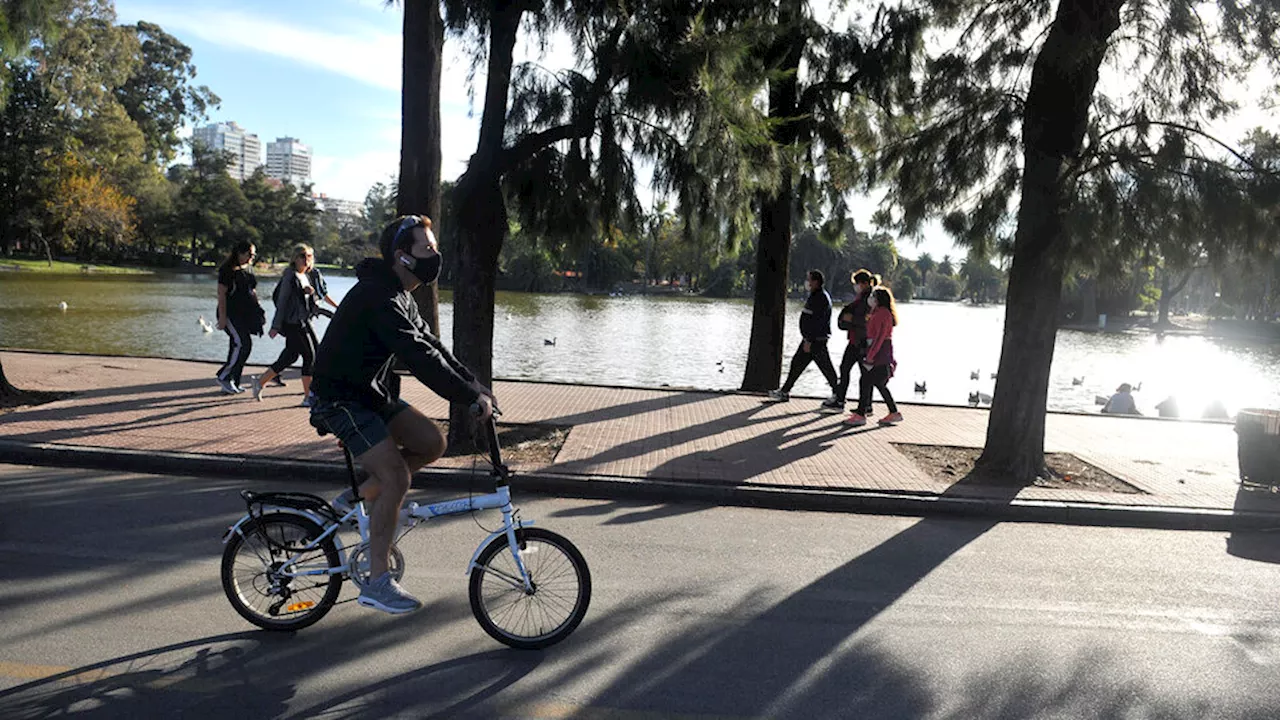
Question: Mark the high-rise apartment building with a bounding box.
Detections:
[192,121,262,182]
[266,137,313,188]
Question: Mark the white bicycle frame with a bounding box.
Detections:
[222,484,536,593]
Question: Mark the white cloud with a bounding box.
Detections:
[124,3,402,91]
[312,148,399,201]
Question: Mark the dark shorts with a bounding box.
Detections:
[309,398,411,457]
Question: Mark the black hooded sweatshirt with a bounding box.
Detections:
[311,258,479,409]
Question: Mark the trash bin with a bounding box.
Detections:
[1236,409,1280,486]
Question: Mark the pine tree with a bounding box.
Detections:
[877,0,1280,480]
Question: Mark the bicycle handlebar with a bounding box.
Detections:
[469,402,506,479]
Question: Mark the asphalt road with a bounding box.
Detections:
[2,463,1280,719]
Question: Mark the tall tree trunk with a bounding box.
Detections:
[741,0,805,392]
[1157,267,1194,327]
[397,0,444,336]
[0,356,22,398]
[448,2,521,451]
[976,0,1125,482]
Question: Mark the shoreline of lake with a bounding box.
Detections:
[4,271,1279,419]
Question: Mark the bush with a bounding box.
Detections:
[925,274,960,300]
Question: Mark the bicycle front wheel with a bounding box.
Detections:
[468,527,591,650]
[221,513,342,631]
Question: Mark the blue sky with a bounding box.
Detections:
[113,0,968,260]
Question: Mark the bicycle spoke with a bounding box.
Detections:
[477,536,584,643]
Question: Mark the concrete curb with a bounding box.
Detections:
[2,440,1277,532]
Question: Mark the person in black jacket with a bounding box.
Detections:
[309,215,495,615]
[766,270,839,405]
[214,241,265,394]
[252,244,323,404]
[830,269,879,414]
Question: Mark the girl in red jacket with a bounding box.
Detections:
[846,286,902,426]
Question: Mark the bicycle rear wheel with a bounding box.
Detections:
[468,527,591,650]
[221,513,342,631]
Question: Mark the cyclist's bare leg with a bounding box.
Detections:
[387,405,447,472]
[355,437,412,577]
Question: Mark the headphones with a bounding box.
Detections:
[393,215,424,252]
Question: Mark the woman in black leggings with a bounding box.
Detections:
[215,241,264,394]
[253,244,319,406]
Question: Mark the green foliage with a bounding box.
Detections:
[0,62,66,254]
[789,225,900,297]
[894,272,916,301]
[925,273,960,301]
[877,0,1280,270]
[959,252,1003,304]
[0,0,246,265]
[171,140,250,263]
[493,2,780,255]
[115,21,219,164]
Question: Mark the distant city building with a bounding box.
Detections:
[266,137,313,188]
[192,121,261,182]
[315,194,363,218]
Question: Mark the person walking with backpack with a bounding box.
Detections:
[829,269,879,414]
[253,244,322,405]
[846,286,902,426]
[766,270,839,407]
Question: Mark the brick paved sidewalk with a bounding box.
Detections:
[1,351,1275,515]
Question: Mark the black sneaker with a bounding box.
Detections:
[819,398,844,413]
[269,376,286,387]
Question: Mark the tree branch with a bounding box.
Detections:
[798,71,864,114]
[499,22,626,172]
[1092,120,1280,176]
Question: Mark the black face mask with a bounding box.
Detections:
[401,250,442,285]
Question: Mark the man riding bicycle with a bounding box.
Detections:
[309,214,495,614]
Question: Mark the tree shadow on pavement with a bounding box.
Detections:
[535,387,723,429]
[644,411,852,487]
[0,613,538,720]
[569,467,1031,718]
[550,498,715,526]
[549,402,820,478]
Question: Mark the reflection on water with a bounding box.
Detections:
[2,272,1278,415]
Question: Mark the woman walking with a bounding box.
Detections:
[215,241,264,394]
[253,244,321,405]
[846,286,902,427]
[827,269,879,413]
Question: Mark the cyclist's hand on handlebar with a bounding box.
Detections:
[470,380,500,414]
[470,394,494,422]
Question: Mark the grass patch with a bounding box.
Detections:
[893,443,1143,494]
[0,258,155,275]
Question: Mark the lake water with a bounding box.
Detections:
[3,272,1279,417]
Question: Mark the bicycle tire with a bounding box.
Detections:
[221,513,342,631]
[468,527,591,650]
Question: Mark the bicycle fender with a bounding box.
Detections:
[465,519,536,574]
[221,507,334,545]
